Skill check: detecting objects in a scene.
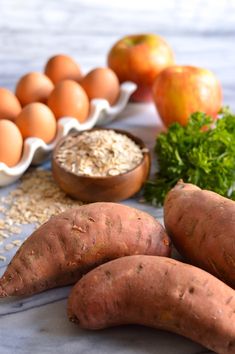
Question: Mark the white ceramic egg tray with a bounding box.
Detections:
[0,81,137,187]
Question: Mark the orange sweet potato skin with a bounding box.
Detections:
[0,202,170,297]
[67,255,235,354]
[164,181,235,288]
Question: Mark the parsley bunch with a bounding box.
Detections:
[144,108,235,205]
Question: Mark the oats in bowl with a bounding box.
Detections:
[52,128,150,202]
[55,129,147,177]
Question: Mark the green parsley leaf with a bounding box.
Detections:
[144,109,235,206]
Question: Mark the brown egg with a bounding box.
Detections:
[0,88,21,121]
[0,119,23,167]
[15,103,57,143]
[47,80,90,122]
[15,72,54,106]
[44,54,82,84]
[80,67,120,105]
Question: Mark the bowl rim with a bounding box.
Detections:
[52,127,150,180]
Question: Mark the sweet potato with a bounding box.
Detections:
[164,180,235,288]
[67,255,235,354]
[0,202,170,297]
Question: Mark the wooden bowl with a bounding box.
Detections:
[52,128,151,202]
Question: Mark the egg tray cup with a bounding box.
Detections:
[0,82,137,187]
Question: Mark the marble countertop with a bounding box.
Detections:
[1,0,235,353]
[0,105,212,354]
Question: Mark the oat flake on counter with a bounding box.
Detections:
[56,130,147,177]
[0,169,83,258]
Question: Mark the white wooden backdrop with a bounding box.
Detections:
[0,0,234,109]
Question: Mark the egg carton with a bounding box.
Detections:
[0,81,137,187]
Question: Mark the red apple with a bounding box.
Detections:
[107,34,174,102]
[153,65,222,127]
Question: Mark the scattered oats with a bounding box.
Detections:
[55,130,147,177]
[12,240,22,246]
[0,219,5,228]
[0,231,9,239]
[9,226,21,234]
[0,255,6,262]
[0,169,83,247]
[5,243,14,251]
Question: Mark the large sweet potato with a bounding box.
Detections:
[0,202,170,297]
[164,180,235,287]
[67,255,235,354]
